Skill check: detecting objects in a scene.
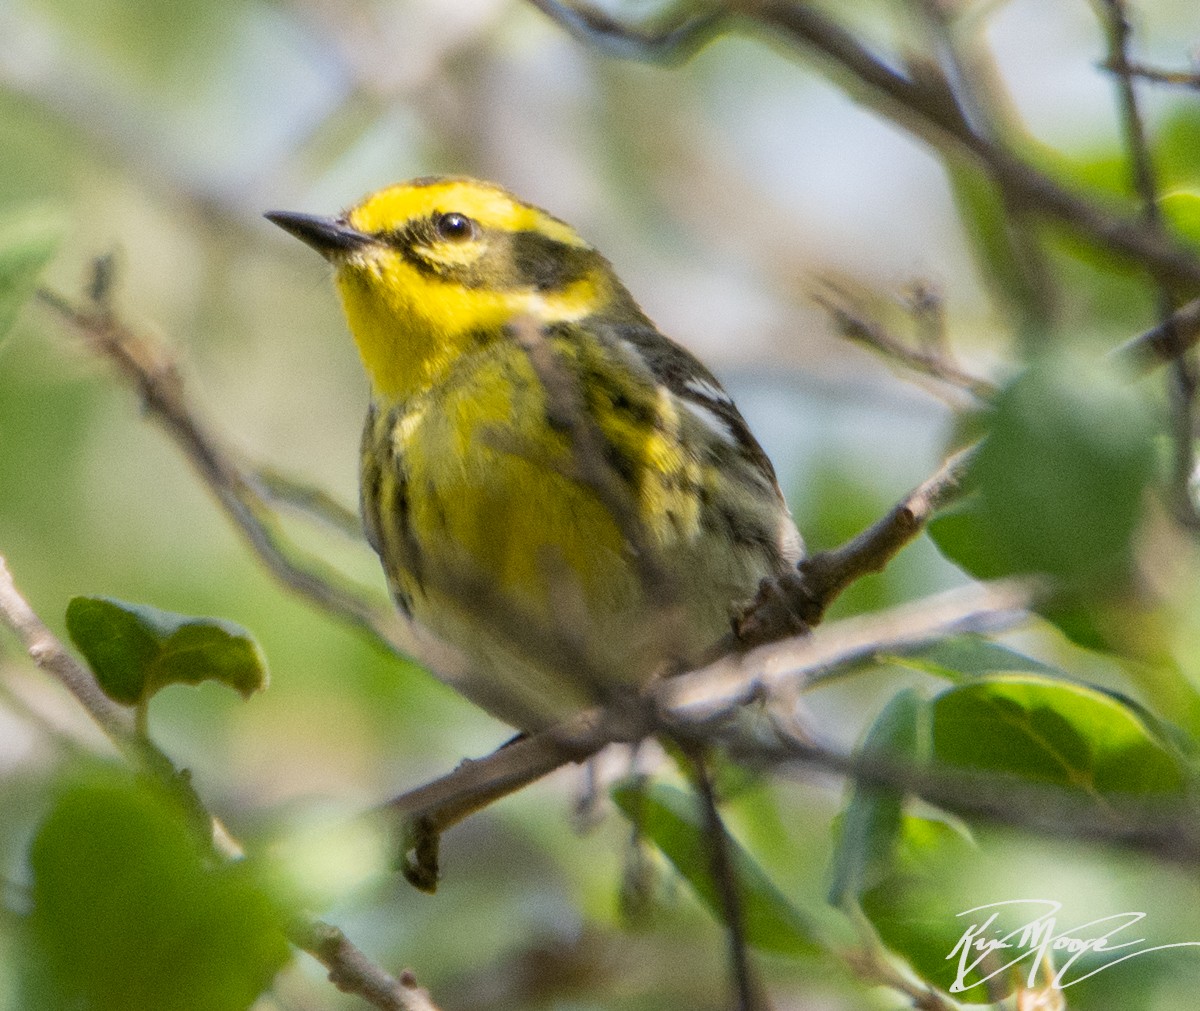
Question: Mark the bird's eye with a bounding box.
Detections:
[434,212,475,242]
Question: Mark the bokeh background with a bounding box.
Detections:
[5,0,1200,1007]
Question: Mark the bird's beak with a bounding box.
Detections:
[264,211,374,259]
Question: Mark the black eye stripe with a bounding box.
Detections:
[433,212,476,242]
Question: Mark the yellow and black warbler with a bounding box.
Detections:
[267,178,802,731]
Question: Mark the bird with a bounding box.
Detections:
[266,177,802,733]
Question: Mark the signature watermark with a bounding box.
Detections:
[947,899,1200,993]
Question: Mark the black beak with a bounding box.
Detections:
[264,210,374,258]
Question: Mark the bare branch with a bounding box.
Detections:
[665,578,1035,721]
[529,0,1200,288]
[735,715,1200,870]
[0,556,137,754]
[0,554,442,1011]
[36,285,414,658]
[735,446,976,645]
[1095,0,1200,529]
[813,282,996,401]
[1111,296,1200,372]
[294,921,444,1011]
[382,579,1034,852]
[797,445,974,617]
[1101,58,1200,90]
[252,467,365,541]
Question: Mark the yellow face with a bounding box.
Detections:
[266,177,637,400]
[330,179,611,399]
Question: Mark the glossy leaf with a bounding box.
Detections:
[931,675,1189,796]
[66,596,267,707]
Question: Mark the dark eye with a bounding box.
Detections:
[434,212,475,242]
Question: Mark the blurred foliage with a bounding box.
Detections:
[5,0,1200,1009]
[0,203,61,343]
[21,768,290,1011]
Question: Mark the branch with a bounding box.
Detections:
[529,0,1200,288]
[384,579,1035,841]
[1101,58,1200,91]
[0,554,442,1011]
[1096,0,1200,529]
[0,558,136,754]
[682,743,763,1011]
[734,446,975,645]
[735,715,1200,870]
[813,282,996,401]
[36,285,414,659]
[1112,295,1200,372]
[664,578,1034,720]
[293,921,443,1011]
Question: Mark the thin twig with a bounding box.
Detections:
[508,316,680,617]
[1101,59,1200,90]
[735,714,1200,870]
[292,921,443,1011]
[36,286,413,657]
[813,283,996,400]
[529,0,1200,288]
[0,554,441,1011]
[682,742,764,1011]
[907,0,1059,333]
[1097,0,1200,530]
[795,446,975,621]
[1111,296,1200,372]
[664,578,1034,721]
[0,557,137,754]
[252,467,365,541]
[841,936,965,1011]
[734,446,976,646]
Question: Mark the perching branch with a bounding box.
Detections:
[0,554,442,1011]
[384,579,1036,847]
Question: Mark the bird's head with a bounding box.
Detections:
[267,177,631,399]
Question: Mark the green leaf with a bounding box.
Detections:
[611,780,820,956]
[0,203,63,341]
[931,675,1189,797]
[884,634,1060,681]
[932,356,1155,589]
[21,770,290,1011]
[858,816,990,1000]
[1161,189,1200,250]
[926,495,1009,582]
[1157,103,1200,190]
[66,596,268,707]
[828,689,925,906]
